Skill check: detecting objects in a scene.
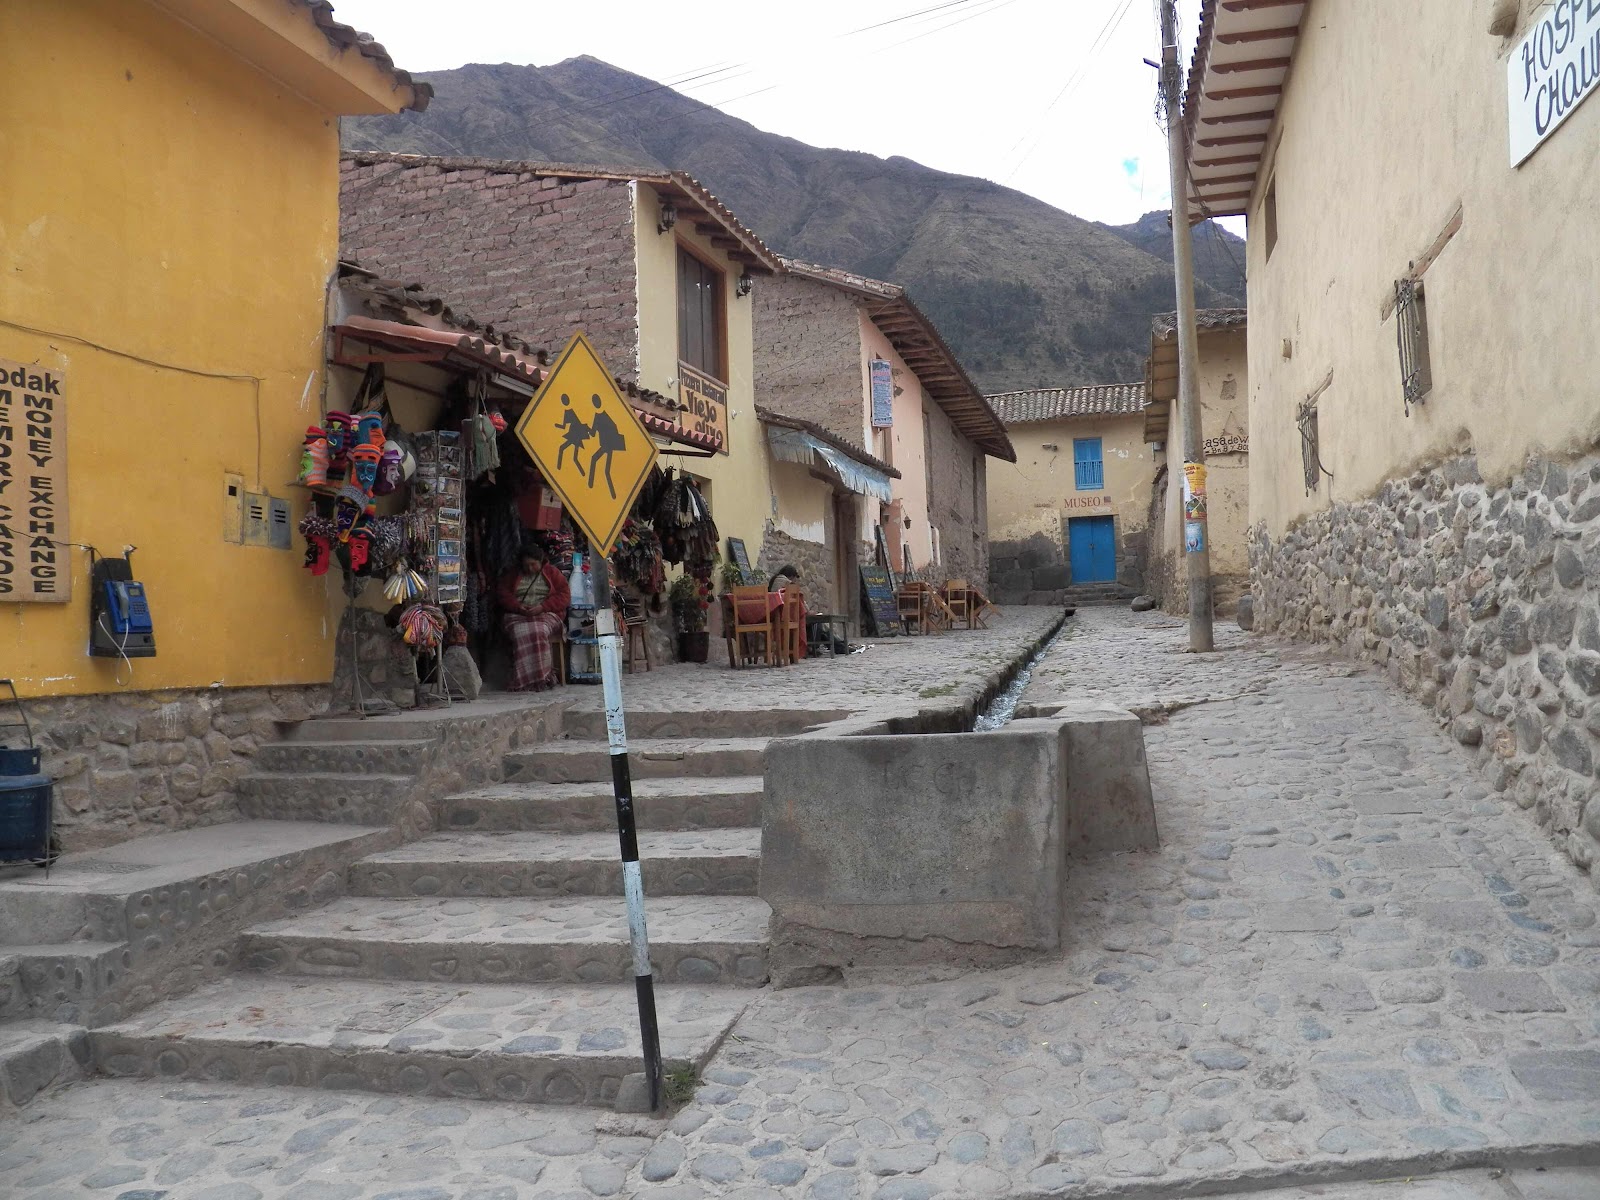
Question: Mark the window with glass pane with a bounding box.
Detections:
[1073,437,1104,490]
[677,247,723,378]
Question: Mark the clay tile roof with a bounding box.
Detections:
[337,260,547,361]
[985,383,1147,425]
[297,2,432,111]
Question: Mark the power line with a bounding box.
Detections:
[1002,0,1138,183]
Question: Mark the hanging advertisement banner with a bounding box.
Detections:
[869,359,894,428]
[0,358,69,603]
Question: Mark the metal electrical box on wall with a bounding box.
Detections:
[242,492,290,549]
[225,472,290,549]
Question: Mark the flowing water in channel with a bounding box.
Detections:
[972,616,1072,731]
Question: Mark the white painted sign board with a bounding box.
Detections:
[1508,0,1600,166]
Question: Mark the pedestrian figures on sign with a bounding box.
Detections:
[555,393,591,474]
[554,393,627,499]
[587,394,626,500]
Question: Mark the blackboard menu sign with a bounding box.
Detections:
[727,537,756,584]
[859,565,899,636]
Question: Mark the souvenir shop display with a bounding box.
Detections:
[412,430,465,605]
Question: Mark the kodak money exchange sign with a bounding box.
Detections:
[515,333,657,556]
[0,358,69,603]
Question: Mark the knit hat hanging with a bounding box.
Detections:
[299,426,329,487]
[356,411,387,451]
[349,442,383,495]
[324,412,354,464]
[298,511,336,575]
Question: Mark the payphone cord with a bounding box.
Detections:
[44,540,137,688]
[94,610,135,688]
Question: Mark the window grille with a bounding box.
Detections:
[1297,398,1331,495]
[1394,276,1432,415]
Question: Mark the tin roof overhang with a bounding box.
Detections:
[1183,0,1307,220]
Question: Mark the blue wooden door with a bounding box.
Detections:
[1073,438,1104,490]
[1068,516,1117,583]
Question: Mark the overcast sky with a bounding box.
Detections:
[332,0,1219,230]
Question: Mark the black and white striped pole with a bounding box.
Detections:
[591,556,663,1111]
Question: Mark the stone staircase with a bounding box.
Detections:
[86,704,836,1110]
[1060,581,1140,607]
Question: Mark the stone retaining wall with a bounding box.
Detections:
[21,685,324,852]
[1250,449,1600,880]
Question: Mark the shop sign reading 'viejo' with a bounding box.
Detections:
[677,362,729,454]
[1508,0,1600,166]
[0,358,69,603]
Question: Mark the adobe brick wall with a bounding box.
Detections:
[925,398,991,589]
[752,275,866,444]
[339,157,641,377]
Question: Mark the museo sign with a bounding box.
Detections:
[1508,0,1600,165]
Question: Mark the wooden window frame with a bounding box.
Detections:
[1262,178,1278,261]
[676,239,729,385]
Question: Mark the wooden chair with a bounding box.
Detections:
[621,597,651,674]
[897,585,927,634]
[969,587,998,629]
[729,585,778,668]
[944,579,973,629]
[778,587,805,664]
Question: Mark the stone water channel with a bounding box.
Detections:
[974,611,1075,730]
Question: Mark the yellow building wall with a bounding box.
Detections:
[1246,0,1600,537]
[990,414,1154,549]
[0,0,351,697]
[1157,328,1251,611]
[632,186,770,565]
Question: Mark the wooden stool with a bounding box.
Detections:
[623,600,651,673]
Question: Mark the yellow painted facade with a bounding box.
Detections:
[0,0,418,697]
[632,185,770,564]
[989,416,1154,550]
[1149,326,1250,613]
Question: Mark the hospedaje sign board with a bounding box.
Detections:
[1508,0,1600,166]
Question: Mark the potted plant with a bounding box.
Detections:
[669,573,711,663]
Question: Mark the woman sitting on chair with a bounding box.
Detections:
[497,539,570,692]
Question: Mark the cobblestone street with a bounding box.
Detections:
[5,609,1599,1197]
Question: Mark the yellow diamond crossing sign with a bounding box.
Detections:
[516,332,658,556]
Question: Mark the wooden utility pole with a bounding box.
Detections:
[1159,0,1214,652]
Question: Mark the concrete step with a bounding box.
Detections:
[252,739,434,776]
[349,829,761,898]
[504,738,770,784]
[90,974,749,1109]
[235,772,415,825]
[561,708,841,741]
[0,821,390,948]
[240,894,771,987]
[438,776,764,833]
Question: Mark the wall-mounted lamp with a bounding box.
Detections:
[657,200,678,235]
[736,272,754,298]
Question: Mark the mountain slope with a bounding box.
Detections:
[344,57,1246,392]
